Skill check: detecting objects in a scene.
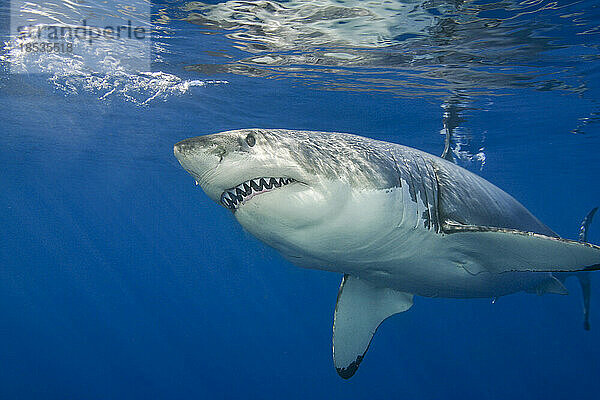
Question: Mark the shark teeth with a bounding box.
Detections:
[220,177,296,210]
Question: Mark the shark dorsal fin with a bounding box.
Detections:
[333,275,413,379]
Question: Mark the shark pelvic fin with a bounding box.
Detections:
[526,276,569,296]
[333,275,413,379]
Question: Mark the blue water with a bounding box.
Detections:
[2,0,600,398]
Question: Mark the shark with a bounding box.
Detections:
[173,128,600,379]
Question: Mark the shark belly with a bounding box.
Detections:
[334,214,551,299]
[238,184,549,298]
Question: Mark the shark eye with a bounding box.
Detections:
[245,133,256,147]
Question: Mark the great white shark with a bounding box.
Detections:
[174,128,600,379]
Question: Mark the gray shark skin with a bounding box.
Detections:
[174,128,600,379]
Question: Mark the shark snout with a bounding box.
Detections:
[174,136,211,157]
[173,136,223,189]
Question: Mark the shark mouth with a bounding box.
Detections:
[220,177,296,210]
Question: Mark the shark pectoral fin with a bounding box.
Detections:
[333,275,413,379]
[443,223,600,273]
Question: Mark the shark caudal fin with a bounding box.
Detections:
[556,207,597,330]
[577,207,597,331]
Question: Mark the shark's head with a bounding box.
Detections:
[174,129,401,265]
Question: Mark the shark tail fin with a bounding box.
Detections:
[555,207,597,330]
[577,207,597,331]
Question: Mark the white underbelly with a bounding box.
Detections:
[242,184,551,298]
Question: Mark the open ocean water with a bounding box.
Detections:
[1,0,600,398]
